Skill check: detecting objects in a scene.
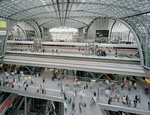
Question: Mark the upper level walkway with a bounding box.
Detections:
[0,70,150,115]
[3,51,145,77]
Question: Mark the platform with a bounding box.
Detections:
[3,51,144,77]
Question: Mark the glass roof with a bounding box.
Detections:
[0,0,150,29]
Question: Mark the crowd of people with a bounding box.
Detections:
[96,49,106,56]
[98,77,150,110]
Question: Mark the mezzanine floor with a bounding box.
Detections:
[0,70,150,115]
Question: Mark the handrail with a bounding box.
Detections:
[5,52,140,65]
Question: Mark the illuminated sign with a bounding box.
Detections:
[0,21,7,35]
[0,96,12,113]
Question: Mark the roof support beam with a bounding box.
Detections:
[40,18,88,27]
[8,2,139,18]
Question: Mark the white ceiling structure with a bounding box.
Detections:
[0,0,150,29]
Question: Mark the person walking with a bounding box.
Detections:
[63,91,67,100]
[86,83,88,89]
[42,49,45,53]
[122,96,126,104]
[52,76,55,81]
[75,89,77,97]
[148,101,150,111]
[64,102,67,112]
[79,102,83,113]
[144,86,149,95]
[117,94,120,102]
[72,102,75,110]
[42,77,45,82]
[25,84,28,90]
[133,99,137,108]
[137,93,141,103]
[135,94,139,103]
[126,95,129,102]
[134,82,137,90]
[52,49,54,54]
[127,99,131,107]
[93,91,96,97]
[108,97,112,105]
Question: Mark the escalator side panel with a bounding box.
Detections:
[0,93,17,114]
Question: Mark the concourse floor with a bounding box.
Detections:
[1,70,150,115]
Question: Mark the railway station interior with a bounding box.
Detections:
[0,0,150,115]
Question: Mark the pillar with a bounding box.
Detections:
[97,86,99,101]
[24,96,27,115]
[74,70,76,79]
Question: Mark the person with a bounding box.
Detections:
[82,102,86,107]
[117,94,120,102]
[52,49,54,54]
[108,97,112,104]
[79,102,83,113]
[144,86,149,95]
[42,77,45,82]
[136,93,141,103]
[18,75,21,82]
[122,96,126,104]
[90,50,92,55]
[39,48,41,53]
[42,49,45,53]
[134,82,137,90]
[63,91,67,100]
[128,81,132,91]
[25,84,28,90]
[135,94,139,103]
[58,49,61,55]
[75,89,77,96]
[127,99,131,107]
[148,101,150,111]
[56,49,58,54]
[78,47,80,51]
[72,102,75,110]
[105,89,110,97]
[93,91,96,97]
[82,50,84,55]
[121,83,124,90]
[133,99,137,108]
[126,95,129,102]
[42,86,46,94]
[68,97,72,105]
[64,102,67,112]
[52,76,55,81]
[105,79,109,84]
[86,83,88,89]
[91,97,95,105]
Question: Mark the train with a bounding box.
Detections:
[6,40,139,58]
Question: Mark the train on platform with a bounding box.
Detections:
[6,40,139,58]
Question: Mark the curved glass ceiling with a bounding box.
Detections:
[1,0,150,29]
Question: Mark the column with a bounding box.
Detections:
[60,102,64,115]
[97,86,99,101]
[74,70,76,79]
[24,96,27,115]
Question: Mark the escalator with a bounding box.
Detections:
[4,95,23,115]
[0,93,17,115]
[46,100,56,115]
[105,110,141,115]
[0,92,11,105]
[104,75,112,80]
